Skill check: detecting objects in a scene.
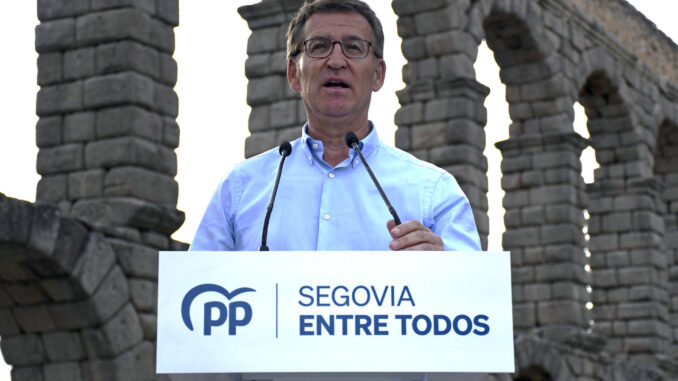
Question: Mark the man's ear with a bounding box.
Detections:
[372,58,386,92]
[287,58,301,92]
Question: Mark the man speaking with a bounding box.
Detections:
[190,0,480,252]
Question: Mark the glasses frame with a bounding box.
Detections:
[302,37,373,59]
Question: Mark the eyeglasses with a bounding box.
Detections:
[302,38,373,59]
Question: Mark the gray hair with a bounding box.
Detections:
[287,0,384,60]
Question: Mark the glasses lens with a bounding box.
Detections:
[304,38,371,59]
[306,39,331,58]
[341,39,369,58]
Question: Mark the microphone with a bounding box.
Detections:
[260,141,292,251]
[345,132,401,226]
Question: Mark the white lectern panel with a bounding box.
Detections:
[157,251,513,375]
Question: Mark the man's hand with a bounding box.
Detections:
[387,219,444,251]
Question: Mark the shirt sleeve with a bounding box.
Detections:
[429,172,482,251]
[189,174,239,251]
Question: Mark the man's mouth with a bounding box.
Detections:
[323,79,350,89]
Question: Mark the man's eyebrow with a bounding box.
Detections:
[305,35,331,42]
[306,34,366,41]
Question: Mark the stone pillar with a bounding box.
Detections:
[497,133,591,337]
[655,120,678,359]
[35,0,183,246]
[666,181,678,359]
[668,205,678,359]
[588,178,670,357]
[392,0,490,248]
[238,0,305,158]
[11,1,184,379]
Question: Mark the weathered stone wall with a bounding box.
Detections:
[569,0,678,83]
[239,0,678,379]
[0,1,184,380]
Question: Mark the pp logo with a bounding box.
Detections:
[181,284,256,335]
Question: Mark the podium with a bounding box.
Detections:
[157,251,514,379]
[168,372,485,381]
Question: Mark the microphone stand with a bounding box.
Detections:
[260,142,292,251]
[345,132,401,226]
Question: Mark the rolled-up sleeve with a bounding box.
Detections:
[429,173,482,251]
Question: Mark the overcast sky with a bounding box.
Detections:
[0,1,676,376]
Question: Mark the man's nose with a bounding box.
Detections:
[326,42,347,68]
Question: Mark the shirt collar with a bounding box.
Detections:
[300,122,379,168]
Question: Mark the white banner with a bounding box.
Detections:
[157,251,514,374]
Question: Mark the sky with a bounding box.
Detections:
[0,0,676,378]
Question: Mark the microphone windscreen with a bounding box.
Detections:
[279,141,292,157]
[345,132,359,148]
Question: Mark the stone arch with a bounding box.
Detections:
[474,0,570,139]
[0,195,158,380]
[576,59,671,355]
[468,0,555,60]
[482,10,548,68]
[578,58,669,355]
[574,50,638,179]
[469,0,591,337]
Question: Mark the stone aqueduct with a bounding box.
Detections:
[0,0,677,379]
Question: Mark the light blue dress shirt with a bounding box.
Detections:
[190,125,480,251]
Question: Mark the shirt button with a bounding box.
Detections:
[324,214,330,220]
[328,172,335,179]
[312,143,319,150]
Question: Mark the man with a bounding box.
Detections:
[190,0,480,251]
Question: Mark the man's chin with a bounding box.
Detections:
[316,103,355,117]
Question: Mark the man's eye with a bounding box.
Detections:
[309,41,329,52]
[345,41,367,56]
[344,42,362,52]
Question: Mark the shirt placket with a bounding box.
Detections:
[316,165,339,251]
